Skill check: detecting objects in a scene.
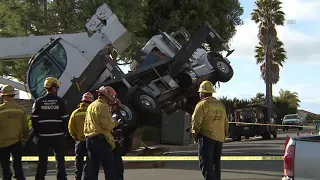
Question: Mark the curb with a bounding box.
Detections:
[163,138,233,152]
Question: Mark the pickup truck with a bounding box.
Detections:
[282,114,304,131]
[282,123,319,180]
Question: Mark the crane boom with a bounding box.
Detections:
[0,3,131,61]
[0,77,30,93]
[0,33,90,61]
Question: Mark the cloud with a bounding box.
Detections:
[229,0,320,64]
[282,0,320,22]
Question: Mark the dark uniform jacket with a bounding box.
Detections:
[31,93,69,137]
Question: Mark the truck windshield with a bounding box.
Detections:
[27,42,67,99]
[139,47,170,68]
[284,115,299,120]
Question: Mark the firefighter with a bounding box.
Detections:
[68,92,94,180]
[0,85,29,180]
[106,86,125,180]
[84,85,119,180]
[191,80,229,180]
[31,77,69,180]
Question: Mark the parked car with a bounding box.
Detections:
[282,122,320,180]
[282,114,303,131]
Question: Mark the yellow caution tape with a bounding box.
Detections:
[229,121,315,128]
[12,156,283,162]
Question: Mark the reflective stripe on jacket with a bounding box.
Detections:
[84,98,117,149]
[68,103,89,141]
[191,96,229,142]
[0,101,29,148]
[31,93,69,137]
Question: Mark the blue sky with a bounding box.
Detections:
[214,0,320,114]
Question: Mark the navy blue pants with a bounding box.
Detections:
[113,141,124,180]
[198,134,223,180]
[74,140,89,180]
[86,135,117,180]
[35,135,67,180]
[0,141,25,180]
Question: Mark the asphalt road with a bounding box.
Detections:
[18,129,309,180]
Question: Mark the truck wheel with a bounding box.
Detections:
[207,53,234,82]
[232,134,241,141]
[262,131,271,140]
[272,130,277,138]
[130,89,161,114]
[117,102,138,129]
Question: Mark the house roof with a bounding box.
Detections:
[298,109,317,116]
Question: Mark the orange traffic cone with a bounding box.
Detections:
[284,135,290,153]
[305,130,309,136]
[297,132,300,136]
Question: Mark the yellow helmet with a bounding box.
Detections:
[0,85,16,96]
[198,80,215,93]
[44,77,61,89]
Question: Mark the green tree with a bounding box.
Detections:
[251,0,286,118]
[251,92,265,105]
[143,0,244,51]
[278,89,300,108]
[0,1,50,83]
[254,38,287,84]
[219,96,251,114]
[273,89,300,118]
[273,98,297,119]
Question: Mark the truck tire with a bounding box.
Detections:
[262,131,271,140]
[117,102,138,129]
[272,131,277,138]
[130,89,161,115]
[207,53,234,82]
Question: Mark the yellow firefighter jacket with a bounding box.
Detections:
[0,101,29,148]
[191,96,229,142]
[84,98,117,149]
[68,102,89,141]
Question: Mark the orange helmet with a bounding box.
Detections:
[96,86,118,104]
[81,92,94,102]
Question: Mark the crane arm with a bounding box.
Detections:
[0,77,30,93]
[0,33,90,61]
[0,3,131,61]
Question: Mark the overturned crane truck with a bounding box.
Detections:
[0,3,235,154]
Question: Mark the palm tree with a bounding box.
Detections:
[251,0,285,118]
[251,92,266,105]
[255,38,287,84]
[278,89,301,108]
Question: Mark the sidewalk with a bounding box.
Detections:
[144,138,233,152]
